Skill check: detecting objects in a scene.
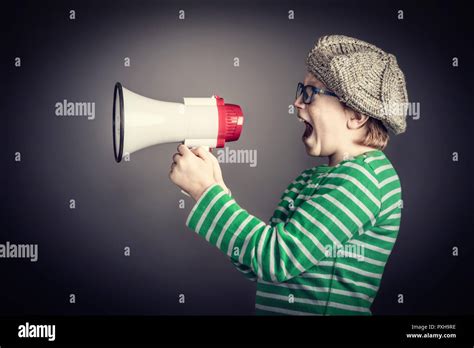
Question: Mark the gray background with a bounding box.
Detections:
[3,0,473,315]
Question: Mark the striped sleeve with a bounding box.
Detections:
[186,162,381,283]
[223,190,258,282]
[229,171,308,282]
[229,258,257,282]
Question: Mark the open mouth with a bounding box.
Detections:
[303,120,313,139]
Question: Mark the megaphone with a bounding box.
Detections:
[112,82,244,163]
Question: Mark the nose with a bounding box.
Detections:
[294,94,305,110]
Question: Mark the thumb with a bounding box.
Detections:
[191,146,211,161]
[209,153,224,183]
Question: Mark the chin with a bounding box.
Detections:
[306,148,321,157]
[303,137,321,157]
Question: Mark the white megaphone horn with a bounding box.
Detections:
[112,82,244,163]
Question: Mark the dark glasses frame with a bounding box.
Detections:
[296,82,337,104]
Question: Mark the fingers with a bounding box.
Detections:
[176,144,218,167]
[171,144,206,171]
[170,150,183,174]
[192,146,211,160]
[172,153,181,163]
[177,143,191,156]
[169,162,177,178]
[190,146,219,164]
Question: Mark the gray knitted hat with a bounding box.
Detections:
[306,35,408,134]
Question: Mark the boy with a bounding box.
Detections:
[169,35,407,315]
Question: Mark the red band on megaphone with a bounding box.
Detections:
[215,95,244,147]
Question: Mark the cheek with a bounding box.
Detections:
[308,105,335,136]
[320,101,346,128]
[309,103,346,150]
[320,115,342,137]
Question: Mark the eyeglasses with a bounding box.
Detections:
[295,82,337,104]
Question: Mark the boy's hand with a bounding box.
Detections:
[169,145,216,201]
[191,147,230,195]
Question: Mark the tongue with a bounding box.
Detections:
[303,122,313,138]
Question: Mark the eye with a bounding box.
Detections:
[304,85,314,103]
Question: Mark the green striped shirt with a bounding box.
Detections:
[186,149,402,315]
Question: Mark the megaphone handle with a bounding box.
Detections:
[179,145,213,197]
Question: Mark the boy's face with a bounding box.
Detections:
[294,72,348,157]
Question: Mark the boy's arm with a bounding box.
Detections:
[229,258,257,282]
[229,217,281,282]
[186,162,382,283]
[223,189,258,282]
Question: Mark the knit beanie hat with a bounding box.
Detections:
[305,35,408,134]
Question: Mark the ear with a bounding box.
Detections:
[345,108,370,130]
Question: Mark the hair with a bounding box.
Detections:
[359,117,389,150]
[342,102,390,151]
